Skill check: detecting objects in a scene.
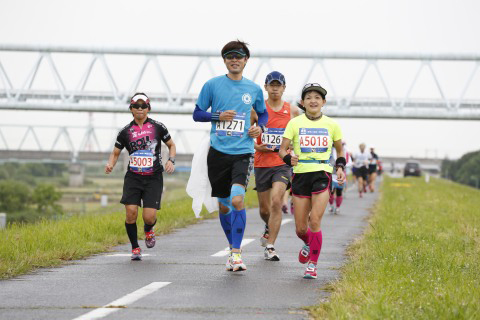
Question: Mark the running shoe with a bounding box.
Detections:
[298,244,310,264]
[282,204,288,214]
[226,251,233,271]
[290,201,295,215]
[303,262,317,279]
[328,205,334,213]
[335,207,340,215]
[359,192,363,198]
[264,246,280,261]
[131,247,142,261]
[145,229,156,248]
[260,225,269,247]
[232,252,247,272]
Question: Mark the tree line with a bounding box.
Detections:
[441,150,480,189]
[0,163,66,223]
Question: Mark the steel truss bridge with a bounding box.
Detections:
[0,124,208,164]
[0,44,480,120]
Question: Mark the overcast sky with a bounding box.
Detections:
[0,0,479,159]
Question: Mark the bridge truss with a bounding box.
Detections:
[0,44,479,119]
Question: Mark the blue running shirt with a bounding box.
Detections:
[196,75,266,155]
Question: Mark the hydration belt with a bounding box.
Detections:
[298,159,331,164]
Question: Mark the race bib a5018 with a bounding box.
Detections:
[299,128,330,153]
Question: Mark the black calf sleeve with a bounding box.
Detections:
[336,188,343,197]
[125,222,139,249]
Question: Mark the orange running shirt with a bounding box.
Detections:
[254,101,291,168]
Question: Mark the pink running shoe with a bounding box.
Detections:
[298,244,310,264]
[145,229,156,248]
[131,247,142,261]
[303,262,317,279]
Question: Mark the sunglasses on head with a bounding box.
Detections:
[224,53,246,60]
[303,83,322,90]
[131,104,149,109]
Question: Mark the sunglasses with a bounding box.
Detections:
[224,53,246,60]
[303,83,322,90]
[131,104,149,109]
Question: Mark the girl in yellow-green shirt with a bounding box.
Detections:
[278,83,346,279]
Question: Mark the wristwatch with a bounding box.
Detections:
[168,157,175,165]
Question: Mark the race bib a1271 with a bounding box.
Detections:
[129,150,154,173]
[299,128,330,153]
[215,112,246,137]
[261,127,285,150]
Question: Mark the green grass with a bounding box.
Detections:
[0,197,214,279]
[309,177,480,319]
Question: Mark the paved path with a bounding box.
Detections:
[0,188,379,320]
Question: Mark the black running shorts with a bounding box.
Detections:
[354,166,368,180]
[254,165,291,192]
[120,171,163,209]
[292,171,331,198]
[207,147,254,198]
[368,164,377,174]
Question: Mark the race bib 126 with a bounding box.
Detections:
[129,150,154,173]
[215,112,246,137]
[261,127,285,150]
[299,128,330,153]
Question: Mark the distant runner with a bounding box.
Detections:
[352,143,371,198]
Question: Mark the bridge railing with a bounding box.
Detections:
[1,44,480,119]
[0,123,209,157]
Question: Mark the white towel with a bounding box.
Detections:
[186,136,218,218]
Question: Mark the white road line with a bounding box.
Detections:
[106,254,153,257]
[281,218,293,225]
[211,238,255,257]
[72,282,171,320]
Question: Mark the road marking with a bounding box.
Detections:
[72,282,171,320]
[106,254,153,257]
[211,238,255,257]
[281,218,293,225]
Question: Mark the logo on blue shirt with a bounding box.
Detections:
[242,93,252,104]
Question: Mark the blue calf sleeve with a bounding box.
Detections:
[218,197,233,245]
[231,208,246,249]
[230,186,247,249]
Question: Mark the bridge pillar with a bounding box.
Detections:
[69,163,85,187]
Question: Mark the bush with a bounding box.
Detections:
[0,180,31,212]
[32,183,63,216]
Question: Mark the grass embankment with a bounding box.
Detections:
[310,177,480,319]
[0,197,214,279]
[1,176,260,279]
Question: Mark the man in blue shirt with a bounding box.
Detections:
[193,40,268,272]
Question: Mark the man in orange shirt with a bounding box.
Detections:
[254,71,299,261]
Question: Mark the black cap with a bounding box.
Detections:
[301,83,327,99]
